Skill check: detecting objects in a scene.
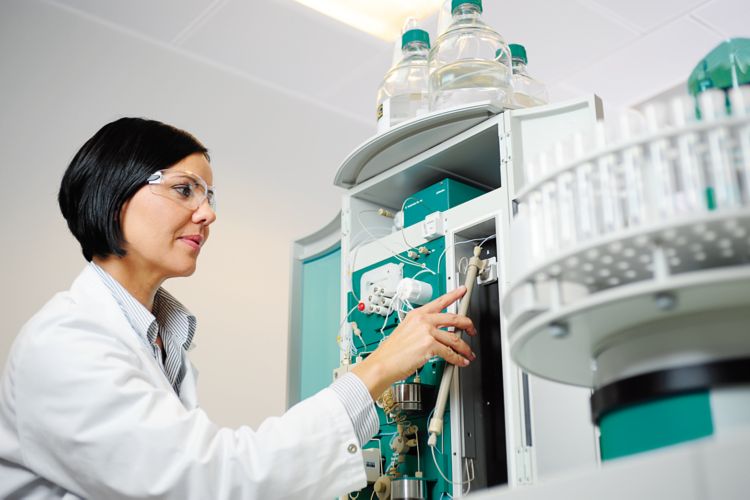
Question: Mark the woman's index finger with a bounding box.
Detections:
[421,286,467,313]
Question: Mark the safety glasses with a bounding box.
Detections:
[147,170,216,211]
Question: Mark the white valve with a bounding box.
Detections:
[397,278,433,305]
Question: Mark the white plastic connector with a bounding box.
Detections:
[350,322,362,338]
[421,211,444,240]
[394,211,404,230]
[427,418,442,447]
[362,448,382,483]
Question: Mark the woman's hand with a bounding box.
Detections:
[351,286,477,400]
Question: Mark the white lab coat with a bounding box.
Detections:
[0,265,367,499]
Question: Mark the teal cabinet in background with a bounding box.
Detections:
[287,216,341,407]
[299,247,341,400]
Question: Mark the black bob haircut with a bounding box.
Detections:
[59,117,209,261]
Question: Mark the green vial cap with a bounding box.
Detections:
[509,44,527,64]
[452,0,482,14]
[402,28,430,49]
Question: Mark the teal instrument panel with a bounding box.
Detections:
[347,237,455,499]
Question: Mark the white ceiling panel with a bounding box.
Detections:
[585,0,711,33]
[37,0,737,122]
[692,0,750,38]
[179,0,388,102]
[560,17,722,110]
[482,0,639,83]
[50,0,216,42]
[318,46,392,128]
[547,82,588,103]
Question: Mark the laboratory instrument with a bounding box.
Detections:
[289,39,750,500]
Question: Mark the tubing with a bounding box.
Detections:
[427,245,483,447]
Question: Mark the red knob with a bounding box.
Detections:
[357,302,365,311]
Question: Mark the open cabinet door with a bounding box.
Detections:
[287,214,342,407]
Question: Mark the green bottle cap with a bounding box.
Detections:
[509,44,527,64]
[402,29,430,49]
[452,0,482,14]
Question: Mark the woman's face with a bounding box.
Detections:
[119,153,216,284]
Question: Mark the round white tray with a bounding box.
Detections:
[504,208,750,386]
[509,266,750,387]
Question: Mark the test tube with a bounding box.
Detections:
[510,203,532,279]
[571,132,598,243]
[536,149,554,181]
[618,110,648,228]
[553,140,577,250]
[541,180,560,258]
[528,190,545,266]
[525,158,540,187]
[729,86,750,205]
[699,89,741,210]
[595,121,624,235]
[644,102,678,220]
[729,85,750,116]
[557,171,577,249]
[535,149,559,258]
[671,95,709,213]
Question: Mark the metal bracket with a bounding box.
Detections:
[515,446,534,485]
[341,208,351,238]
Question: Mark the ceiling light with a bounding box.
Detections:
[293,0,443,41]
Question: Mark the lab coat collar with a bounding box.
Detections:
[67,265,200,410]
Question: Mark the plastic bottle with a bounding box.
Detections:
[509,44,548,107]
[428,0,512,111]
[376,22,431,133]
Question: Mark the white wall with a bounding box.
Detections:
[0,0,372,428]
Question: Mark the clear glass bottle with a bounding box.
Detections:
[428,0,512,111]
[509,43,549,107]
[376,25,431,133]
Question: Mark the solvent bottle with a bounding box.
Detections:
[376,20,431,133]
[428,0,512,111]
[509,43,548,107]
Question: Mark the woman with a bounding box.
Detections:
[0,118,476,499]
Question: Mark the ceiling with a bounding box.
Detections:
[47,0,747,124]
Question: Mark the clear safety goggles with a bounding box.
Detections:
[146,170,216,211]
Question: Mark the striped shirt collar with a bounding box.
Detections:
[89,262,197,357]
